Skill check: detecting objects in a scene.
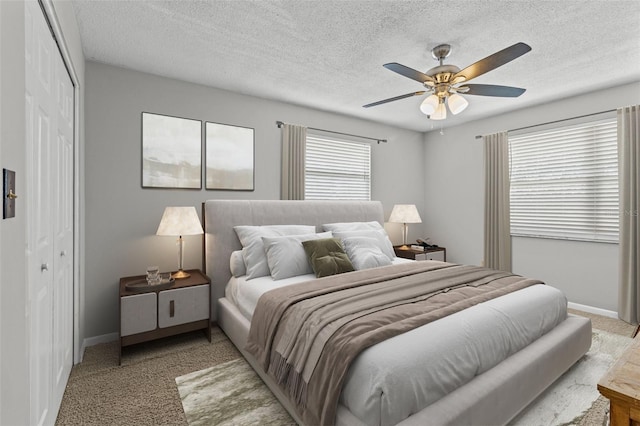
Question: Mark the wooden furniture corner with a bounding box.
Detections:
[598,333,640,425]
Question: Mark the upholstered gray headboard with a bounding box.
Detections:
[202,199,384,319]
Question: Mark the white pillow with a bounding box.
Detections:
[229,250,246,277]
[234,225,315,280]
[262,232,332,280]
[332,229,395,260]
[322,221,383,232]
[342,236,392,270]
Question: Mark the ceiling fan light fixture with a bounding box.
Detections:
[448,93,469,115]
[430,102,447,120]
[419,94,439,115]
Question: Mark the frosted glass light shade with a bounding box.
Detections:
[419,95,439,115]
[448,93,469,115]
[389,204,422,224]
[430,102,447,120]
[156,206,204,236]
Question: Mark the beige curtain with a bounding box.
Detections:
[483,132,512,271]
[618,105,640,324]
[281,124,307,200]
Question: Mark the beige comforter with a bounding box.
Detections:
[245,261,542,425]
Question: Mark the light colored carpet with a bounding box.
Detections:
[56,328,240,425]
[175,329,632,426]
[56,311,636,425]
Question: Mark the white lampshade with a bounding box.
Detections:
[419,95,439,115]
[448,93,469,115]
[389,204,422,246]
[430,102,447,120]
[156,207,203,236]
[389,204,422,224]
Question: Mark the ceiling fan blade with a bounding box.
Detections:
[453,42,531,82]
[383,63,435,85]
[460,84,526,97]
[363,91,426,108]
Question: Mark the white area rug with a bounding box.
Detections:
[176,329,632,426]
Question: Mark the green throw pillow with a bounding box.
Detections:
[302,238,355,278]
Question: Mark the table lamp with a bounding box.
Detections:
[156,206,204,279]
[389,204,422,248]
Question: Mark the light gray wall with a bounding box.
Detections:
[424,81,640,313]
[0,1,84,423]
[84,62,426,339]
[0,2,29,424]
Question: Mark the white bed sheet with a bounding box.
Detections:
[226,263,568,426]
[226,257,413,321]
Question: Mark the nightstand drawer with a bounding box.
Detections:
[158,285,209,328]
[425,250,445,261]
[121,293,157,336]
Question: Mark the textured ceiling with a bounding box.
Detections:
[71,0,640,132]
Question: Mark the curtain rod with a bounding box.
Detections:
[474,109,617,139]
[276,121,387,144]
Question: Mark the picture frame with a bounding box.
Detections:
[141,112,202,189]
[205,121,255,191]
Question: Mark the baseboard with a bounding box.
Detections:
[567,301,618,319]
[81,332,119,359]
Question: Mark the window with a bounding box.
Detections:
[509,118,618,243]
[305,132,371,200]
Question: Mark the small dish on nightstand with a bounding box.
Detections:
[125,277,175,293]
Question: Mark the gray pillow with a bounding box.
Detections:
[342,236,393,270]
[234,225,315,280]
[262,232,332,280]
[332,229,395,260]
[229,250,246,277]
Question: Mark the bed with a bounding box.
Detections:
[203,199,592,426]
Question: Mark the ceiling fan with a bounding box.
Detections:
[363,42,531,120]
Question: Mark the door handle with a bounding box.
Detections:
[169,300,175,318]
[60,250,67,257]
[41,263,49,272]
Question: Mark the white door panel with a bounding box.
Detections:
[52,44,74,405]
[25,1,74,424]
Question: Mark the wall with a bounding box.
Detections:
[84,62,426,340]
[424,81,640,313]
[0,0,84,423]
[0,2,29,423]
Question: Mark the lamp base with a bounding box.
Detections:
[172,269,191,279]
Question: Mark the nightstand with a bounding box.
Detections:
[394,245,447,262]
[119,269,211,364]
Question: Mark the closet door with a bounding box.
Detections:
[51,25,74,412]
[24,1,74,424]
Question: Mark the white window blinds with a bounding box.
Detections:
[509,118,618,243]
[305,132,371,200]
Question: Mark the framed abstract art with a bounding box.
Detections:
[205,122,255,191]
[142,112,202,189]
